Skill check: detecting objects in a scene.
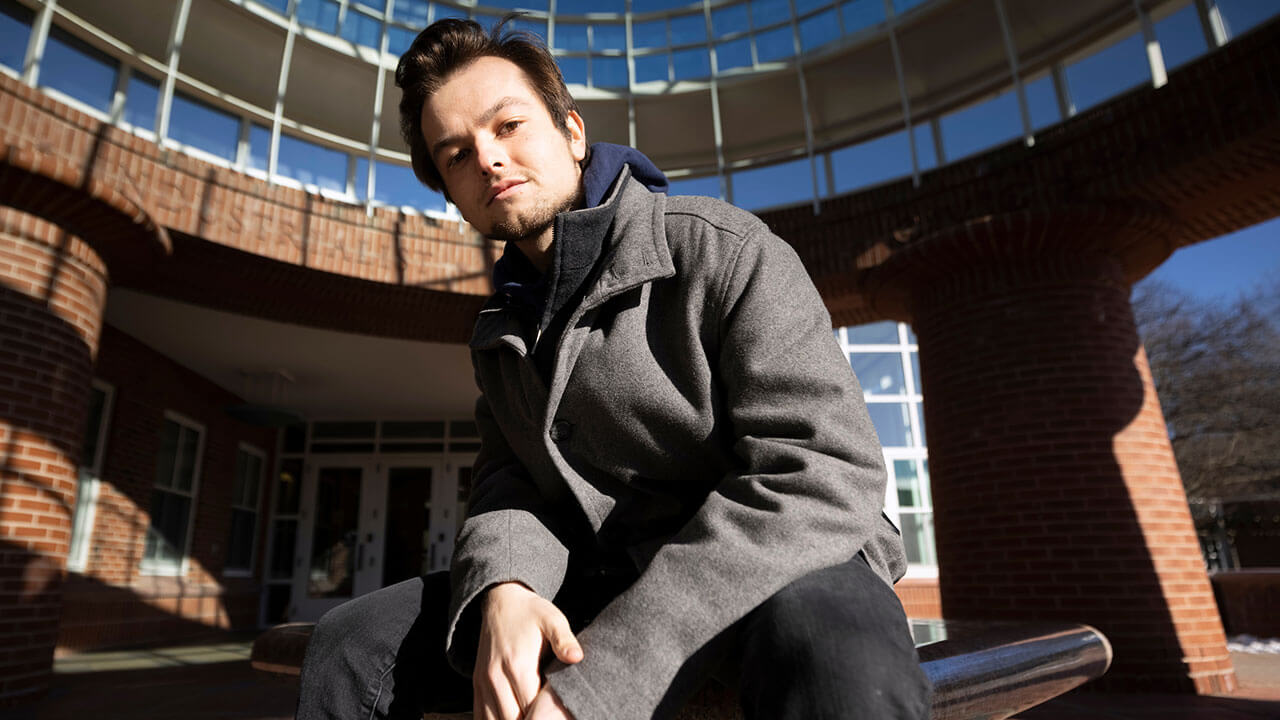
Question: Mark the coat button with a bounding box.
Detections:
[550,420,573,442]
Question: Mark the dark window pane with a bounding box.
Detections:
[226,508,257,570]
[593,56,627,88]
[755,25,794,62]
[375,160,447,212]
[633,19,667,48]
[355,155,370,201]
[312,421,376,439]
[278,133,347,193]
[555,23,588,51]
[448,441,481,453]
[894,458,922,508]
[123,73,160,131]
[0,1,33,73]
[557,56,587,85]
[41,27,117,113]
[269,518,298,578]
[866,402,912,447]
[731,157,813,211]
[635,52,669,83]
[847,320,898,344]
[383,420,446,438]
[429,3,468,22]
[830,129,911,192]
[841,0,884,34]
[308,467,362,597]
[913,123,937,171]
[257,0,289,12]
[1217,0,1280,37]
[511,16,547,43]
[712,4,749,38]
[669,14,706,45]
[632,0,691,12]
[297,0,339,33]
[276,458,303,514]
[800,9,840,52]
[716,37,753,71]
[668,175,721,198]
[450,420,478,438]
[672,47,709,80]
[940,88,1021,161]
[248,124,271,171]
[393,0,428,25]
[900,512,935,565]
[380,442,445,453]
[1155,3,1209,71]
[144,490,191,564]
[1025,74,1060,131]
[340,9,381,47]
[154,421,179,489]
[591,23,626,51]
[175,425,200,493]
[169,92,240,162]
[751,0,791,27]
[1064,33,1148,113]
[80,386,106,467]
[310,442,377,453]
[283,423,306,453]
[265,583,292,623]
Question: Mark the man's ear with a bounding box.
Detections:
[566,110,587,163]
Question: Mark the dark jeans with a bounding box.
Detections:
[295,553,931,720]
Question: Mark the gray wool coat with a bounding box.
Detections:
[447,167,907,720]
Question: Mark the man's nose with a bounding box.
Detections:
[475,137,507,176]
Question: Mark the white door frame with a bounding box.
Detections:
[291,457,383,621]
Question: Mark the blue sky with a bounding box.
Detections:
[1141,218,1280,302]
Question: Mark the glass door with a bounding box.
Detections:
[380,458,462,583]
[292,460,384,620]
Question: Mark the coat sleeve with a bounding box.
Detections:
[444,368,572,675]
[544,226,894,720]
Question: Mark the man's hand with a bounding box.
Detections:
[474,582,582,720]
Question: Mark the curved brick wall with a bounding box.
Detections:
[0,209,109,706]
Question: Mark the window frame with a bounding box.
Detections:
[140,410,206,576]
[67,379,115,573]
[223,442,267,578]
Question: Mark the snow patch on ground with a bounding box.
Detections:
[1227,635,1280,654]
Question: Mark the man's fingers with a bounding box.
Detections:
[508,659,540,715]
[538,608,583,664]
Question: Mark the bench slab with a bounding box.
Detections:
[253,619,1111,720]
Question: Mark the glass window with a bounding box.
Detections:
[257,0,289,12]
[225,447,265,572]
[592,56,628,88]
[716,37,753,71]
[751,0,791,28]
[634,53,669,83]
[633,19,667,49]
[668,175,721,199]
[275,458,303,515]
[40,27,118,113]
[555,23,589,51]
[731,157,813,211]
[754,25,795,62]
[169,92,240,162]
[893,0,929,14]
[847,320,898,344]
[799,9,840,52]
[894,459,925,507]
[393,0,429,25]
[1064,33,1148,113]
[557,56,587,85]
[795,0,835,14]
[376,160,447,212]
[68,384,111,572]
[1155,3,1209,71]
[840,0,884,34]
[591,23,627,52]
[866,402,912,447]
[712,4,750,38]
[355,155,370,201]
[388,25,416,56]
[939,88,1021,161]
[900,511,936,565]
[558,0,621,12]
[1024,74,1060,131]
[830,129,911,193]
[143,417,203,570]
[671,47,709,80]
[122,73,160,131]
[669,14,706,45]
[430,3,468,22]
[912,123,937,171]
[910,352,921,394]
[0,0,33,72]
[1217,0,1280,38]
[851,352,906,395]
[340,9,382,48]
[511,16,547,43]
[632,0,691,11]
[277,134,347,193]
[297,0,340,34]
[248,124,271,172]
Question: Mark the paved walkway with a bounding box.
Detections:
[8,634,1280,719]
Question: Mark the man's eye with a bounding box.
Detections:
[499,120,521,135]
[447,149,468,168]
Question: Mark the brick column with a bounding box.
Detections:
[0,208,108,707]
[872,208,1235,693]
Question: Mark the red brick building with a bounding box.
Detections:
[2,0,1278,707]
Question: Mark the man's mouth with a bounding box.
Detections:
[487,179,526,206]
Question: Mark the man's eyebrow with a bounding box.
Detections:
[429,96,530,162]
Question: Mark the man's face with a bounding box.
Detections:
[420,56,587,242]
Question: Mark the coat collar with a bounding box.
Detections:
[469,167,674,352]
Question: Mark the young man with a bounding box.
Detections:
[296,17,930,720]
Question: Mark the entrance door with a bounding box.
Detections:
[292,460,384,620]
[381,458,470,583]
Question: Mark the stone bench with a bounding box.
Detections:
[252,618,1111,720]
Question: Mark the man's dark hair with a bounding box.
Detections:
[395,15,582,197]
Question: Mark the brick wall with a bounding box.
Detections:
[55,324,278,651]
[0,209,108,706]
